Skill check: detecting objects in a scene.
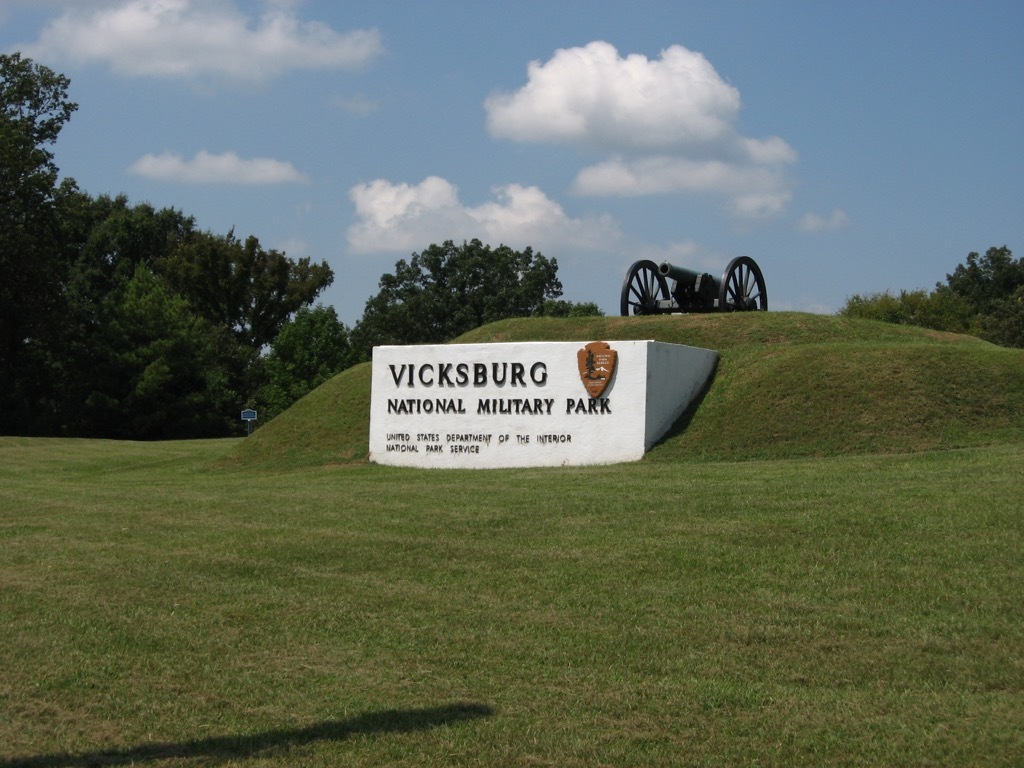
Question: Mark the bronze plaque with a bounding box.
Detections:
[577,341,617,398]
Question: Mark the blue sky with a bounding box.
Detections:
[3,0,1021,324]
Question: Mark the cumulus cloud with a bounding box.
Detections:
[347,176,619,254]
[20,0,382,82]
[485,41,796,220]
[486,41,741,151]
[574,157,792,219]
[128,150,308,184]
[797,209,850,233]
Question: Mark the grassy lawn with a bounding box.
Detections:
[1,437,1021,766]
[234,313,1024,468]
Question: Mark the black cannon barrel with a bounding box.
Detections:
[659,261,718,289]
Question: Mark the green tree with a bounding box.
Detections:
[65,193,196,301]
[0,52,336,438]
[156,231,335,417]
[52,190,200,418]
[839,288,974,333]
[840,289,917,325]
[259,305,353,419]
[0,53,77,433]
[350,239,562,360]
[40,189,230,437]
[51,197,335,436]
[77,265,234,439]
[539,299,605,317]
[839,246,1023,348]
[156,231,333,350]
[981,284,1024,348]
[945,246,1024,317]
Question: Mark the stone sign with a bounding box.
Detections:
[369,340,718,469]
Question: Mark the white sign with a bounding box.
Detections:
[369,341,717,469]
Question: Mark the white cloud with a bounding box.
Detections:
[486,41,740,151]
[730,192,792,220]
[797,209,850,233]
[573,156,792,219]
[485,41,797,220]
[128,150,308,184]
[21,0,382,82]
[574,156,780,196]
[740,136,799,165]
[347,176,619,254]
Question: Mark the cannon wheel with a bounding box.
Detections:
[719,256,767,312]
[620,260,670,316]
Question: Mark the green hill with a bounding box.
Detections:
[229,312,1024,468]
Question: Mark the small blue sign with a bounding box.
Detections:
[241,408,258,435]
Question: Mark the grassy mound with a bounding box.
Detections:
[230,312,1024,467]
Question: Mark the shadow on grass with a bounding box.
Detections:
[1,702,494,767]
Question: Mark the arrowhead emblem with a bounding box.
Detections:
[577,341,617,399]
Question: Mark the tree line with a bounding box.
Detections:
[1,54,597,439]
[840,245,1023,348]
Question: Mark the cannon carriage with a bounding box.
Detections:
[620,256,767,316]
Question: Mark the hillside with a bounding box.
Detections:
[228,312,1024,468]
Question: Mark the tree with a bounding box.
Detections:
[0,53,337,438]
[350,239,562,360]
[539,299,605,318]
[981,284,1024,349]
[156,231,333,350]
[839,288,974,333]
[66,193,196,300]
[0,53,77,433]
[77,265,234,439]
[259,305,353,419]
[945,246,1024,319]
[155,231,335,419]
[839,246,1023,348]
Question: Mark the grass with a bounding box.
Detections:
[1,438,1022,766]
[232,312,1024,467]
[2,313,1023,766]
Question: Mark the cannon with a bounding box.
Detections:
[620,256,767,316]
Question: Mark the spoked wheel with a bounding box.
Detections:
[620,260,670,316]
[719,256,767,311]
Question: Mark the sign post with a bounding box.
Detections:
[240,408,258,436]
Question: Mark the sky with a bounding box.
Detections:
[2,0,1021,325]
